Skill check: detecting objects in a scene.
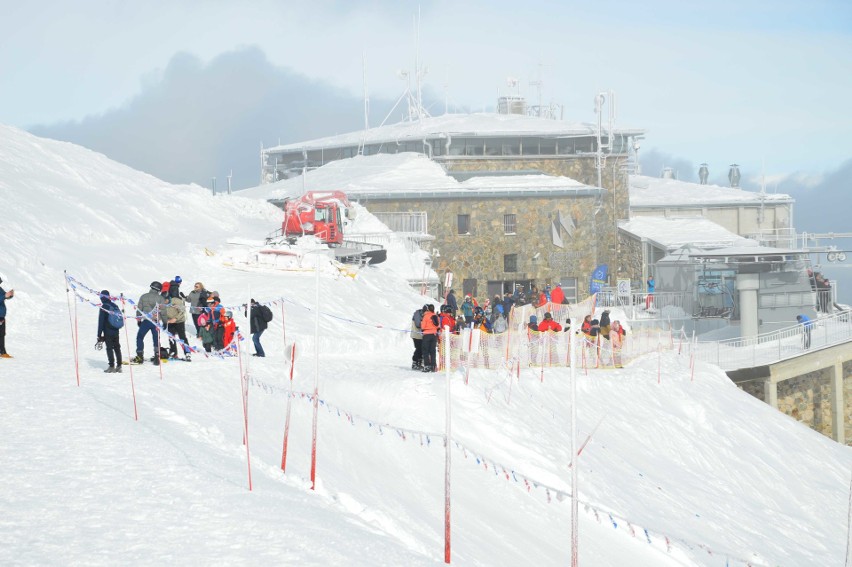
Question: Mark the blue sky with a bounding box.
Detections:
[2,0,850,182]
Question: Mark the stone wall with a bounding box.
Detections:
[736,359,852,444]
[361,192,603,300]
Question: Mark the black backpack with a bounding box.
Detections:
[197,290,210,307]
[260,305,273,323]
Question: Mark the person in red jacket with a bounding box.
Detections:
[550,283,565,305]
[221,310,237,351]
[537,312,562,332]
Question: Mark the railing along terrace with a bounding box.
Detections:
[694,310,852,371]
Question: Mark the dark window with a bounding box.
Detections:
[458,214,471,235]
[504,254,518,273]
[503,214,516,235]
[463,278,478,299]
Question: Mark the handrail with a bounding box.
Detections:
[694,310,852,370]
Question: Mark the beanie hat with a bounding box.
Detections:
[162,281,171,292]
[529,315,538,324]
[100,289,110,299]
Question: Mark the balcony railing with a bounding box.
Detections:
[694,310,852,371]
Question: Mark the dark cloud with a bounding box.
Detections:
[779,158,852,234]
[30,47,397,190]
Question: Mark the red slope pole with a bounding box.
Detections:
[119,294,138,421]
[281,342,296,472]
[237,332,252,491]
[443,326,452,564]
[64,271,81,387]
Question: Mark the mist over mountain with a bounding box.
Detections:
[29,47,400,191]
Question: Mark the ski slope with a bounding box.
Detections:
[1,124,850,566]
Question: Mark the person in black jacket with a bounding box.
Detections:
[247,299,268,357]
[97,290,123,373]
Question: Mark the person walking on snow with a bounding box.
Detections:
[97,290,123,372]
[0,276,15,358]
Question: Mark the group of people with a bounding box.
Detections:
[96,278,272,373]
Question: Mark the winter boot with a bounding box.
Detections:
[412,361,422,370]
[131,353,144,364]
[104,366,115,373]
[114,365,123,373]
[152,357,160,366]
[421,365,432,373]
[184,354,191,362]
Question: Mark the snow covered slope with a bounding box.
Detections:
[1,125,850,566]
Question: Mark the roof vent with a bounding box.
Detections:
[698,163,709,185]
[728,164,741,188]
[661,167,675,179]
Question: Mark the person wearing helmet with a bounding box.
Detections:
[221,309,237,351]
[131,281,168,365]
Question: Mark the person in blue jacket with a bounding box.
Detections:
[97,290,123,372]
[0,276,14,358]
[797,314,813,349]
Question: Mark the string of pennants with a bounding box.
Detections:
[65,274,243,360]
[246,373,761,566]
[64,273,415,336]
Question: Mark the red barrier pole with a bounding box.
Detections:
[64,271,81,387]
[237,332,252,490]
[120,294,138,421]
[281,342,296,472]
[155,305,164,381]
[443,326,452,564]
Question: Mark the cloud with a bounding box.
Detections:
[29,47,396,190]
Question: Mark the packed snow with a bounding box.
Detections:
[1,124,851,566]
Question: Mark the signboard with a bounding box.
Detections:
[444,271,453,289]
[617,279,631,297]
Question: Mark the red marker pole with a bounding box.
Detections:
[119,294,138,421]
[64,271,81,387]
[443,325,452,564]
[281,342,296,472]
[237,332,252,490]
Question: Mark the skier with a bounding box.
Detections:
[97,290,123,372]
[410,305,425,370]
[0,276,15,358]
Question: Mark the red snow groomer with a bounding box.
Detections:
[282,190,349,245]
[274,190,387,265]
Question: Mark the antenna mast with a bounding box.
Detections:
[359,52,369,155]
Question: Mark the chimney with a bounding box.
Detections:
[698,163,709,185]
[728,164,741,188]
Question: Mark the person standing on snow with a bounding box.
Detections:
[0,276,15,358]
[420,304,439,372]
[187,282,208,335]
[164,283,191,361]
[410,305,425,370]
[132,281,167,365]
[97,290,123,372]
[221,310,237,352]
[247,299,268,357]
[445,289,458,316]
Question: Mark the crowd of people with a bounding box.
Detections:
[96,277,273,373]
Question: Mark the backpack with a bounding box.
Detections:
[493,315,508,333]
[107,303,124,329]
[260,305,273,323]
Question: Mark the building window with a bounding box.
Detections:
[504,254,518,273]
[503,214,516,235]
[458,214,471,235]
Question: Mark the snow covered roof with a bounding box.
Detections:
[629,175,794,207]
[265,112,644,153]
[618,216,759,251]
[240,152,600,201]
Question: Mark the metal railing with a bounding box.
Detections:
[595,288,690,318]
[694,310,852,370]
